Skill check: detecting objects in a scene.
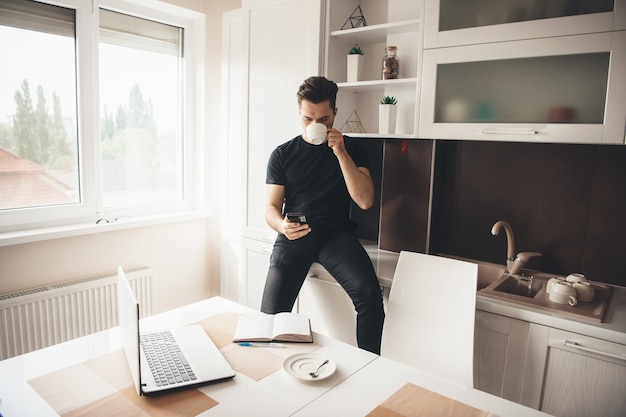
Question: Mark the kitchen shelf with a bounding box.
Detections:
[331,19,420,44]
[337,78,417,93]
[326,1,422,138]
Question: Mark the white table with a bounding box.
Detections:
[0,297,377,416]
[0,297,552,416]
[293,355,552,417]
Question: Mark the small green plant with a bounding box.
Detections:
[348,45,364,55]
[380,96,397,105]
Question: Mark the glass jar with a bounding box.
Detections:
[382,46,399,80]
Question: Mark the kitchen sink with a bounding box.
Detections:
[475,262,506,290]
[480,269,614,323]
[492,275,543,298]
[439,254,614,323]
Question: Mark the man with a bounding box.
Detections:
[260,76,385,354]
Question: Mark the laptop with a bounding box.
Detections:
[117,266,235,395]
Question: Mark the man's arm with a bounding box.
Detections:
[327,128,374,210]
[265,184,310,240]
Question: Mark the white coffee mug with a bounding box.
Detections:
[305,123,328,145]
[546,277,565,294]
[573,281,595,302]
[566,273,587,283]
[549,282,578,306]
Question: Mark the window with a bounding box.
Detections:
[99,9,183,209]
[0,0,204,232]
[0,0,79,210]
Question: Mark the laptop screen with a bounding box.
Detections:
[117,266,142,396]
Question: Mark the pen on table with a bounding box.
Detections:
[238,342,285,348]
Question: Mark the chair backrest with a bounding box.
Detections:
[381,251,478,388]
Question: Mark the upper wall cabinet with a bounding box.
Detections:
[424,0,626,48]
[222,0,323,238]
[419,31,626,144]
[420,0,626,144]
[324,0,422,137]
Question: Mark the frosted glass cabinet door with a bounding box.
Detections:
[419,31,626,143]
[424,0,625,48]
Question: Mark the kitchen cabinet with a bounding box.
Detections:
[240,237,273,310]
[243,0,322,238]
[419,31,626,144]
[220,0,322,305]
[221,0,322,238]
[219,232,273,310]
[424,0,625,48]
[220,230,243,304]
[324,0,422,137]
[474,302,626,416]
[521,325,626,417]
[297,263,390,347]
[298,265,358,346]
[420,0,626,144]
[473,310,529,402]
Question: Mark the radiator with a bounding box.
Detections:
[0,267,152,360]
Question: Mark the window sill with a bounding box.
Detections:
[0,210,212,247]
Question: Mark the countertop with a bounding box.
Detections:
[475,285,626,345]
[355,242,626,346]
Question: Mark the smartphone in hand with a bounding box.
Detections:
[286,212,307,224]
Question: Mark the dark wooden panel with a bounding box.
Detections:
[582,146,626,284]
[379,139,434,253]
[431,141,626,287]
[351,139,383,242]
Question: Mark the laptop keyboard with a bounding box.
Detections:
[140,331,197,387]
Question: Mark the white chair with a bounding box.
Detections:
[381,251,478,388]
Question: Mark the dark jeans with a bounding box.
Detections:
[260,229,385,354]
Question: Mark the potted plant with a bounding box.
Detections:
[379,96,397,134]
[347,45,364,82]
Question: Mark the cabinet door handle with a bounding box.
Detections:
[482,128,538,135]
[257,245,272,254]
[564,340,626,361]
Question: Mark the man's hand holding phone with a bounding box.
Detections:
[282,212,310,240]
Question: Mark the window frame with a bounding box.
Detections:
[0,0,206,234]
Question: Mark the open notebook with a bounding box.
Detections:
[117,266,235,395]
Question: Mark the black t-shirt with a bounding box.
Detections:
[266,135,369,233]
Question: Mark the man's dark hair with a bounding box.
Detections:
[297,76,338,109]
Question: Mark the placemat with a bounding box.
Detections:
[198,312,321,381]
[28,311,321,415]
[366,382,490,417]
[28,349,217,417]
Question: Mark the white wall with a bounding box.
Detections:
[0,0,242,314]
[0,220,212,312]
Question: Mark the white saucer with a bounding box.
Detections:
[282,352,336,381]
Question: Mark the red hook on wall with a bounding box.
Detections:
[401,139,408,155]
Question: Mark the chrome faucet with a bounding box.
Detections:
[491,220,542,275]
